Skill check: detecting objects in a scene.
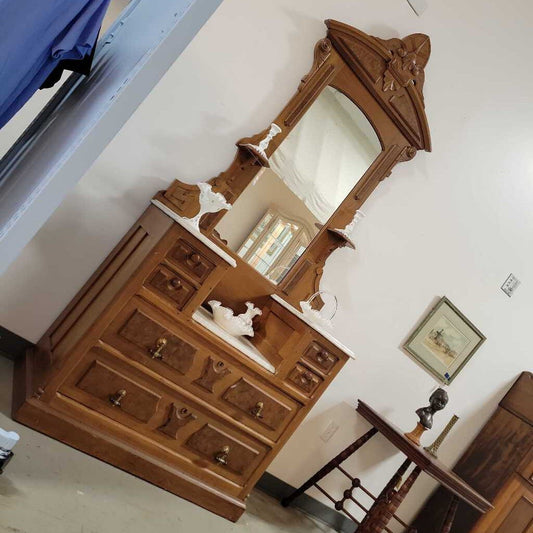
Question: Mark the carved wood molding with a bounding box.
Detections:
[194,356,231,392]
[156,20,432,304]
[326,19,431,152]
[158,404,197,439]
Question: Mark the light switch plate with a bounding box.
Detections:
[501,273,520,297]
[407,0,428,16]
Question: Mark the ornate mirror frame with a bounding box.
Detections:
[154,20,431,307]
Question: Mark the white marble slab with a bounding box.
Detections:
[192,307,275,373]
[270,294,356,359]
[151,199,237,267]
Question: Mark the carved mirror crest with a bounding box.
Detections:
[154,20,431,307]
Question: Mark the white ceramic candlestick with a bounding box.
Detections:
[241,123,282,165]
[184,182,232,231]
[334,210,365,240]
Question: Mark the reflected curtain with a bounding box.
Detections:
[269,87,380,223]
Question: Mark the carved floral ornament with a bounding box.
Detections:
[380,34,431,94]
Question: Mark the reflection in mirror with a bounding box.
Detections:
[215,86,382,284]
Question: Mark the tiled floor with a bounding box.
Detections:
[0,357,335,533]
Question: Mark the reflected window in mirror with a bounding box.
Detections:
[215,86,382,284]
[237,207,313,284]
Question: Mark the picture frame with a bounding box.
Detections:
[403,296,486,384]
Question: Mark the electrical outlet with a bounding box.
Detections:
[320,421,339,443]
[501,273,520,297]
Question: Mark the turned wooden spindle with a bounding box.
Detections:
[281,427,378,507]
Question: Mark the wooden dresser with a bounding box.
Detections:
[12,21,434,522]
[411,372,533,532]
[12,205,353,521]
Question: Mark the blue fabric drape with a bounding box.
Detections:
[0,0,111,129]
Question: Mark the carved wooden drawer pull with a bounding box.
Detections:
[150,337,167,360]
[214,445,230,466]
[300,372,313,384]
[166,278,182,291]
[316,351,333,366]
[189,253,201,265]
[109,389,127,407]
[250,401,264,419]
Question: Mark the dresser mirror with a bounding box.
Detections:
[214,86,382,284]
[158,19,431,307]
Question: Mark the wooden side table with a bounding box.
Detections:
[281,401,492,533]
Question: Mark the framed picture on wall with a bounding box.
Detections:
[403,296,486,384]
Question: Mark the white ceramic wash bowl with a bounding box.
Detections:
[207,300,262,337]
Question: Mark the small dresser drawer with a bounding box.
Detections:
[286,364,323,397]
[303,341,339,375]
[59,347,270,491]
[166,238,216,283]
[145,265,196,310]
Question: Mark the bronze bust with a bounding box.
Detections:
[416,388,449,429]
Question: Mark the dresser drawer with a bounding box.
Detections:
[166,238,216,283]
[74,358,161,423]
[223,378,295,435]
[110,307,197,376]
[302,341,340,375]
[286,364,323,397]
[59,347,270,491]
[145,264,196,310]
[102,297,301,442]
[186,424,261,479]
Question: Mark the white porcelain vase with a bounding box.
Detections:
[208,300,262,337]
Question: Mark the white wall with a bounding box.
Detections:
[1,0,532,526]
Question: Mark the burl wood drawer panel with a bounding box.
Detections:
[101,297,300,442]
[302,340,340,375]
[59,347,269,490]
[144,264,196,311]
[166,237,216,283]
[74,358,161,423]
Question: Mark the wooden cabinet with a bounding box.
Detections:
[471,473,533,533]
[412,372,533,532]
[12,205,351,522]
[10,20,436,523]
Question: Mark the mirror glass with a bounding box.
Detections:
[215,86,381,284]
